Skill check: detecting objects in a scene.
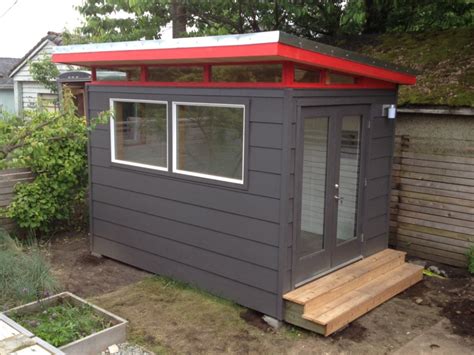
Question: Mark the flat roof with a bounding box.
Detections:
[52,31,417,85]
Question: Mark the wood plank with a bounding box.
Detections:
[396,227,472,249]
[396,234,468,255]
[396,246,467,267]
[396,222,474,242]
[399,177,474,194]
[400,187,474,205]
[283,302,325,335]
[397,215,474,235]
[397,241,468,262]
[400,164,474,179]
[399,151,474,165]
[398,197,474,215]
[283,249,404,304]
[397,209,474,229]
[401,158,474,173]
[304,263,423,336]
[399,171,474,187]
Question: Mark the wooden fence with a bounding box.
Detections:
[0,168,34,232]
[390,135,474,267]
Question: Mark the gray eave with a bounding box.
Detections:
[53,31,416,76]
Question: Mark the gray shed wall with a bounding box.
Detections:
[87,85,397,319]
[87,85,286,318]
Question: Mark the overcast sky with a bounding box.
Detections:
[0,0,84,58]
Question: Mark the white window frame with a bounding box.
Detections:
[172,101,246,184]
[110,98,169,172]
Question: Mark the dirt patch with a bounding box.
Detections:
[46,235,473,354]
[46,233,148,298]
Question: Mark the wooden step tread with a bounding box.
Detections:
[284,249,406,304]
[303,263,423,336]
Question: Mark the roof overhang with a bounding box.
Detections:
[52,31,417,85]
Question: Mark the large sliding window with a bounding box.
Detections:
[110,99,168,171]
[110,99,246,185]
[172,102,245,184]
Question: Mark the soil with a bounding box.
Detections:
[45,233,148,298]
[46,233,474,354]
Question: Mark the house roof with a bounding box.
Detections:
[329,28,473,108]
[0,57,20,89]
[52,31,416,85]
[9,31,62,78]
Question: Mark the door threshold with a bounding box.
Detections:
[295,255,363,289]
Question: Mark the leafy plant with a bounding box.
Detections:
[29,55,60,94]
[10,301,112,347]
[0,230,58,309]
[1,90,108,234]
[468,246,474,274]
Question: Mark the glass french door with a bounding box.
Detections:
[294,105,368,286]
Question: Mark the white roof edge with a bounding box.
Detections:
[53,31,282,54]
[398,107,474,116]
[9,39,51,78]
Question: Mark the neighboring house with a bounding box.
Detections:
[0,58,20,113]
[8,32,71,114]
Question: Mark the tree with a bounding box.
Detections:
[29,56,60,94]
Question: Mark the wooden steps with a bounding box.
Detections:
[283,249,423,336]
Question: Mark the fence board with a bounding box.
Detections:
[0,168,34,232]
[391,135,474,267]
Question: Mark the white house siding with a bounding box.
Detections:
[12,41,72,114]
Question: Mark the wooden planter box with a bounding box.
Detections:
[3,292,128,355]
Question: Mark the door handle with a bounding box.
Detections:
[334,195,344,204]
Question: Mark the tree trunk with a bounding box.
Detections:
[171,0,187,38]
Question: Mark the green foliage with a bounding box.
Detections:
[0,230,59,309]
[29,56,60,94]
[11,301,112,347]
[468,246,474,274]
[0,91,108,234]
[66,0,474,45]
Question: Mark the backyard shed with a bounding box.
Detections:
[52,31,422,336]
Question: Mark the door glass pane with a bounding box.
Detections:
[299,117,329,256]
[336,115,362,244]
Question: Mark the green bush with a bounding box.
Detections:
[1,92,106,234]
[0,230,59,309]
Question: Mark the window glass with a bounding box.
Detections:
[294,66,321,83]
[112,101,167,169]
[327,72,355,84]
[97,67,140,81]
[212,64,282,82]
[148,66,203,82]
[174,103,244,182]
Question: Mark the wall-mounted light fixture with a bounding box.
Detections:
[382,104,397,120]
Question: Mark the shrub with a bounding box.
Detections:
[0,229,59,309]
[1,91,106,234]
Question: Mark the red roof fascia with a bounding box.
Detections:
[52,42,416,85]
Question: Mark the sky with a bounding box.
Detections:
[0,0,84,58]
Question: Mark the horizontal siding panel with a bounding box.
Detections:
[370,136,393,159]
[93,237,279,317]
[366,214,387,239]
[92,184,280,243]
[93,207,278,267]
[249,147,282,174]
[367,176,390,199]
[368,157,392,179]
[249,123,283,149]
[93,220,277,292]
[371,118,394,139]
[367,196,388,219]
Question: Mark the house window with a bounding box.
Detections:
[173,102,245,184]
[111,99,168,171]
[212,64,282,82]
[148,66,203,82]
[326,72,355,84]
[294,66,321,83]
[97,67,140,81]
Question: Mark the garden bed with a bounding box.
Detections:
[4,292,127,355]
